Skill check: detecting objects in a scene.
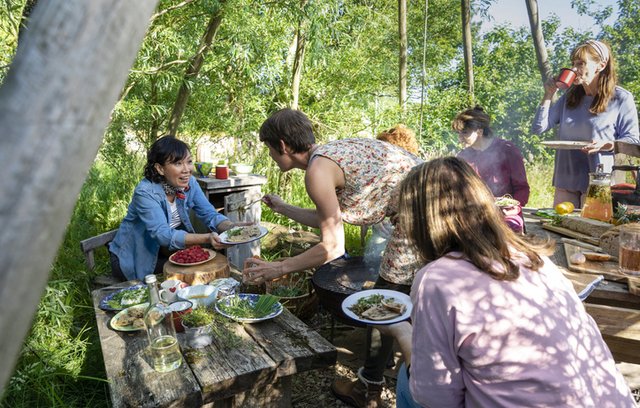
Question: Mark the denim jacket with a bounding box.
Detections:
[109,176,228,281]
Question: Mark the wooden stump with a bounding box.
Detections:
[164,252,230,285]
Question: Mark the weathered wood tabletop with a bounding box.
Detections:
[524,209,640,364]
[92,282,337,408]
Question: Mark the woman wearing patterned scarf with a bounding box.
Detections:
[109,135,239,281]
[532,39,639,208]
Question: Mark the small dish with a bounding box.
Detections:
[176,284,218,309]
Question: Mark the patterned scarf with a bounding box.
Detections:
[161,181,189,200]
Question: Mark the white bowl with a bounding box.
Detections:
[231,163,253,175]
[176,284,217,309]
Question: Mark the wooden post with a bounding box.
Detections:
[0,0,158,392]
[525,0,553,84]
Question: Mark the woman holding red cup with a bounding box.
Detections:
[531,39,639,209]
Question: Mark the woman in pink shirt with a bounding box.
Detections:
[379,157,634,407]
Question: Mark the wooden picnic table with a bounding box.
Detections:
[92,281,337,408]
[524,209,640,364]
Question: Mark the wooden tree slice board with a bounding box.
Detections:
[563,243,626,282]
[542,223,601,246]
[164,251,230,285]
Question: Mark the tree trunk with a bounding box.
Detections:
[290,30,306,110]
[419,0,429,137]
[0,0,157,392]
[167,1,225,136]
[525,0,552,83]
[461,0,474,99]
[291,0,308,110]
[398,0,408,110]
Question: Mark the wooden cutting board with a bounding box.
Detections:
[163,252,230,285]
[563,243,626,281]
[542,223,601,246]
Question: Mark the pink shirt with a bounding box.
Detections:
[409,252,634,408]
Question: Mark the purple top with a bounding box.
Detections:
[409,252,635,408]
[457,138,530,206]
[531,86,639,192]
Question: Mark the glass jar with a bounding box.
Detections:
[144,275,182,372]
[581,165,613,223]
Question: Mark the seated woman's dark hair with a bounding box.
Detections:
[143,135,190,183]
[259,108,316,154]
[451,105,493,138]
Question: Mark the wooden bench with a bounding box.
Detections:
[80,229,117,271]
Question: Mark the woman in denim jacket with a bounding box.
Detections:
[109,136,238,281]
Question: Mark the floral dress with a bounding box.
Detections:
[311,138,423,284]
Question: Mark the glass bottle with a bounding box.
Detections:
[581,164,613,223]
[144,275,182,372]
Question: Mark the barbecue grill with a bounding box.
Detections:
[612,141,640,208]
[312,256,379,328]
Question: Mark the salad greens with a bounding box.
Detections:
[348,294,385,316]
[107,287,148,310]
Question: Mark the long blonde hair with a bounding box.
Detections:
[398,157,552,280]
[567,40,617,114]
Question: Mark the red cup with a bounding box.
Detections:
[555,68,576,90]
[215,165,229,180]
[169,300,193,333]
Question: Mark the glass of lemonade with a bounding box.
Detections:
[619,224,640,276]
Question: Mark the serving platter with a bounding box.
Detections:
[215,293,283,323]
[169,248,216,266]
[219,226,268,245]
[100,284,148,311]
[541,140,591,150]
[342,289,412,325]
[109,303,148,332]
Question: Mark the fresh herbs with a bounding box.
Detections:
[181,307,215,328]
[348,294,385,317]
[106,287,148,309]
[268,272,309,298]
[218,294,280,319]
[614,204,640,225]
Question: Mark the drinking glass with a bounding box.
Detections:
[619,224,640,276]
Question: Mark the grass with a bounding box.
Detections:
[0,154,555,407]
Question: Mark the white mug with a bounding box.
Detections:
[160,279,186,303]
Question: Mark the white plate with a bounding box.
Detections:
[109,303,149,332]
[342,289,412,325]
[219,226,268,245]
[215,293,283,323]
[169,247,216,266]
[541,140,591,150]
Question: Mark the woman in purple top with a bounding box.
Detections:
[531,39,639,207]
[378,157,634,408]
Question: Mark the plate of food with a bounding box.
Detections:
[219,225,268,245]
[342,289,412,325]
[100,284,149,311]
[540,140,591,150]
[169,246,216,266]
[109,303,148,332]
[215,293,283,323]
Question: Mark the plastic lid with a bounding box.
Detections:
[144,274,157,284]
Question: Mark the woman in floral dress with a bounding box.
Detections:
[243,108,422,408]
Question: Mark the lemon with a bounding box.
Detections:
[555,202,575,215]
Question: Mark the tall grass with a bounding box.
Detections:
[0,151,554,407]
